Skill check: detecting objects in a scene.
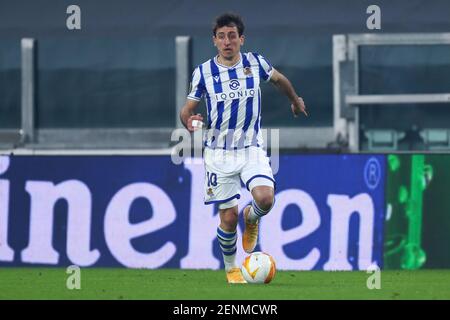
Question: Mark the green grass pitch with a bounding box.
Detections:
[0,268,449,300]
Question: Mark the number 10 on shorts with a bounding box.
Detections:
[207,172,218,187]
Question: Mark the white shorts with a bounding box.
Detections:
[203,146,275,209]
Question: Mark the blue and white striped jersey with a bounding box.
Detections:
[187,52,274,150]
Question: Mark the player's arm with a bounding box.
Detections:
[179,98,203,132]
[269,69,308,117]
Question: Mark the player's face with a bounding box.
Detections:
[213,25,244,61]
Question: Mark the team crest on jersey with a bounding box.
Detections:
[244,67,252,76]
[207,187,214,196]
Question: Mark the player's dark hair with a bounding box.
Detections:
[213,13,245,37]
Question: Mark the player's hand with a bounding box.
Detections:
[291,96,308,117]
[187,113,204,132]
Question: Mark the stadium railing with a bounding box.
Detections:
[333,33,450,152]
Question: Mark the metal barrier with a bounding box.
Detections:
[0,36,333,151]
[333,33,450,152]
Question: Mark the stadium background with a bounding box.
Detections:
[0,0,450,300]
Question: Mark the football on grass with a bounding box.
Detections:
[241,252,276,284]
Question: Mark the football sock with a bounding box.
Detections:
[217,226,238,272]
[247,198,274,224]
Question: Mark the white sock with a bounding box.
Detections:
[223,253,237,272]
[247,206,260,224]
[217,227,238,271]
[247,199,273,224]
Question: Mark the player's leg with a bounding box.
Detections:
[204,147,246,283]
[217,200,246,284]
[242,181,275,253]
[217,201,239,271]
[241,147,276,253]
[246,184,275,223]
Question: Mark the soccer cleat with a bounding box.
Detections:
[226,267,247,284]
[242,205,259,253]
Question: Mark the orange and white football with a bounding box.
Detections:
[241,252,276,284]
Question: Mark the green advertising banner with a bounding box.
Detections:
[385,154,450,269]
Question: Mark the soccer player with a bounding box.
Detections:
[179,13,307,283]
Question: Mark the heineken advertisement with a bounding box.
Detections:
[1,153,449,270]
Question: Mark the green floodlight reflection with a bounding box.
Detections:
[388,154,401,172]
[385,155,432,270]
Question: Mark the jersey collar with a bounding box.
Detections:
[214,52,242,69]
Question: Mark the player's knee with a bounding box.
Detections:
[220,208,239,229]
[255,193,274,212]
